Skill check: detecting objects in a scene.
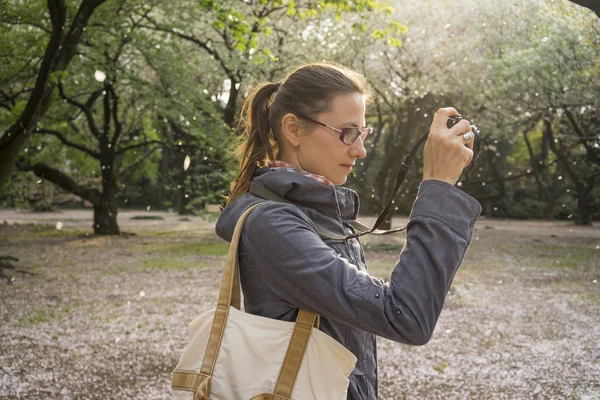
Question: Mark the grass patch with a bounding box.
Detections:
[579,291,600,303]
[31,229,88,239]
[130,215,165,220]
[17,308,59,327]
[38,218,94,222]
[143,230,180,237]
[142,242,229,257]
[364,243,402,253]
[433,361,449,373]
[135,257,211,270]
[15,301,85,327]
[366,260,393,280]
[2,224,89,241]
[508,244,598,271]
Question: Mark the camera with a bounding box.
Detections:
[447,116,481,162]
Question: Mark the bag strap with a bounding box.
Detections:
[176,202,320,398]
[273,308,319,398]
[193,204,261,395]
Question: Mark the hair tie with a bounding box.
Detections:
[268,82,282,112]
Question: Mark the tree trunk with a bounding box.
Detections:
[97,143,120,234]
[378,216,392,231]
[93,197,119,235]
[483,199,493,217]
[224,78,240,127]
[575,186,593,225]
[543,196,556,220]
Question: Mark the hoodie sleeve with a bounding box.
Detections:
[241,179,482,345]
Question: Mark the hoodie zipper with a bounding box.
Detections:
[332,187,358,265]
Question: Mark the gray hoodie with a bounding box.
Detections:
[215,167,482,399]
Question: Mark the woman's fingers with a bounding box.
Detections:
[423,107,475,184]
[463,145,474,168]
[447,118,470,135]
[431,107,460,130]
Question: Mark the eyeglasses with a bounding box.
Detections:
[296,115,372,145]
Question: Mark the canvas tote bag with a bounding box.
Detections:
[171,202,357,400]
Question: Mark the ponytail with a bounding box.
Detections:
[226,81,282,207]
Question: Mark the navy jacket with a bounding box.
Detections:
[215,167,482,399]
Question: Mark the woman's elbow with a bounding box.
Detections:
[410,328,433,346]
[392,312,435,346]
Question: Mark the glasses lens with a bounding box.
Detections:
[342,128,360,144]
[343,128,371,144]
[361,128,371,142]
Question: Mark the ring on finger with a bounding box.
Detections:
[463,131,474,144]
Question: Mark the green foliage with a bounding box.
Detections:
[2,0,598,224]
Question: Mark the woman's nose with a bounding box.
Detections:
[350,136,367,159]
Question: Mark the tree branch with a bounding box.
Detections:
[16,161,101,205]
[545,115,585,193]
[57,81,103,138]
[117,146,161,182]
[108,84,123,148]
[563,107,600,165]
[36,129,100,158]
[0,0,106,191]
[116,140,164,155]
[138,15,236,78]
[0,0,66,152]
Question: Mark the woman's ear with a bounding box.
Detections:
[280,113,301,147]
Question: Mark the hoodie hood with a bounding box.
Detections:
[215,167,360,243]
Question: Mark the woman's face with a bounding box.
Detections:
[289,92,368,185]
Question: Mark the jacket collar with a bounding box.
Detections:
[252,167,360,221]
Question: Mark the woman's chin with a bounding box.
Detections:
[332,175,348,186]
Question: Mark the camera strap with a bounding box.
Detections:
[249,132,430,241]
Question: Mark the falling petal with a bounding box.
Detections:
[183,155,191,171]
[94,70,106,82]
[139,290,146,297]
[56,222,63,230]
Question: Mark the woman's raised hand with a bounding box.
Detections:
[422,107,475,186]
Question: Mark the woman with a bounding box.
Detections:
[215,62,482,399]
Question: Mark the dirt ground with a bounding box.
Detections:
[0,209,599,399]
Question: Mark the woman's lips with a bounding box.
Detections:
[341,164,353,171]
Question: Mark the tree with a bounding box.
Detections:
[137,0,397,126]
[0,0,106,191]
[479,0,600,224]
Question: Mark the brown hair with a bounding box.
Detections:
[225,62,370,206]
